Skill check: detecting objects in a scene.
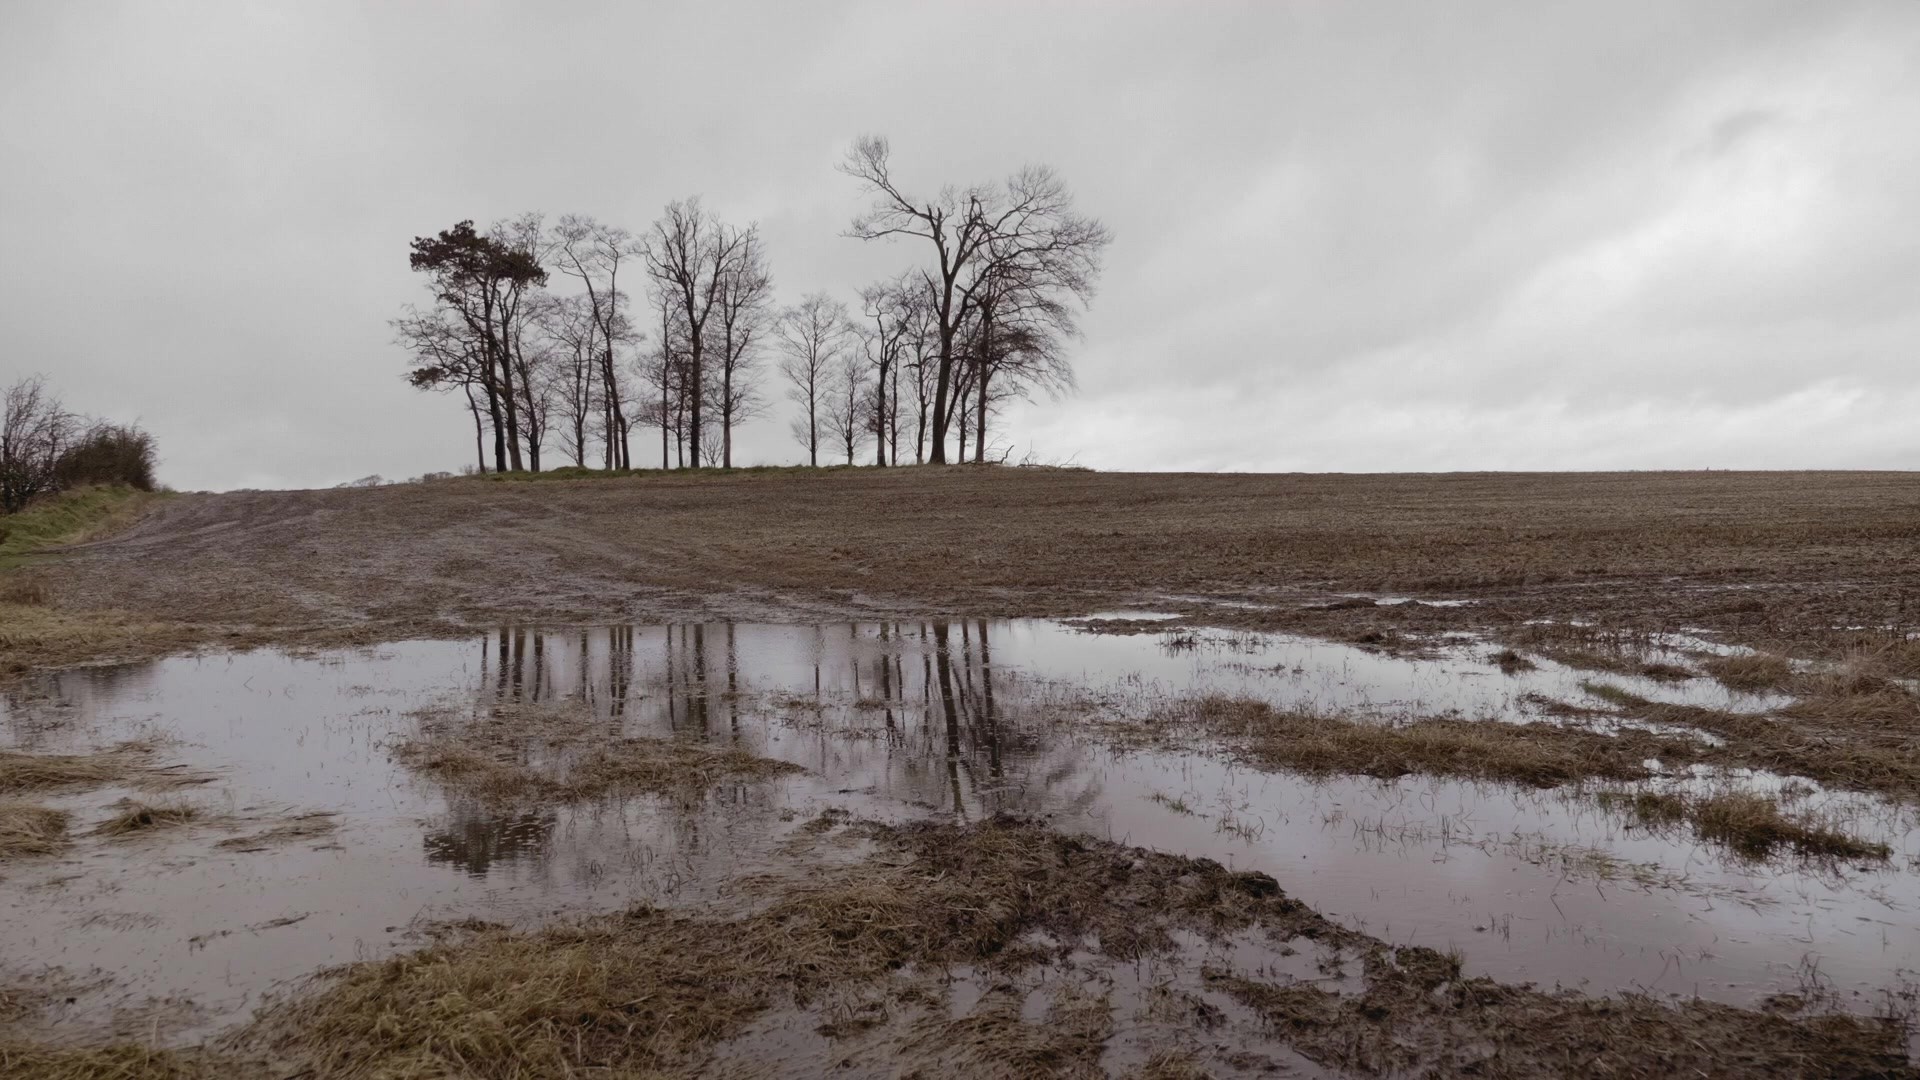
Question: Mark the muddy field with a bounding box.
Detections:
[18,468,1920,663]
[3,469,1919,1077]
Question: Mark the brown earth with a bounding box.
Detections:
[14,467,1920,672]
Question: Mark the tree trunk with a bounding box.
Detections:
[975,366,989,463]
[929,328,954,464]
[722,365,734,469]
[889,363,900,467]
[465,385,487,473]
[914,382,927,465]
[481,356,507,473]
[687,337,703,470]
[955,383,970,463]
[874,359,889,467]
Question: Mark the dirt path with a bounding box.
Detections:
[22,467,1920,665]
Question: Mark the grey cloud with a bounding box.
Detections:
[2,0,1915,489]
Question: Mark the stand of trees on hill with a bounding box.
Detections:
[397,137,1109,472]
[0,375,158,513]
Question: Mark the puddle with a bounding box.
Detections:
[1,621,1915,1044]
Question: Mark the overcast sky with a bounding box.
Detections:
[3,1,1917,490]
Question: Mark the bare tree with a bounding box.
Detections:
[395,306,492,472]
[642,198,756,470]
[957,257,1081,462]
[776,293,849,466]
[551,215,636,468]
[636,291,694,468]
[900,289,938,464]
[822,353,867,466]
[709,227,774,468]
[855,279,912,466]
[1,376,77,513]
[536,293,602,467]
[840,136,1110,463]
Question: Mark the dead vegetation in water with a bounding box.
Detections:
[0,816,1905,1077]
[1152,694,1894,862]
[1600,790,1890,862]
[1143,695,1695,788]
[0,740,202,796]
[239,816,1343,1078]
[1207,943,1914,1079]
[898,983,1113,1078]
[0,802,70,859]
[214,813,336,852]
[1586,665,1920,801]
[88,799,202,838]
[392,699,802,807]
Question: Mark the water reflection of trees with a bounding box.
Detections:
[423,806,555,877]
[463,619,1098,830]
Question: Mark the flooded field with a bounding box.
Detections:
[2,617,1915,1073]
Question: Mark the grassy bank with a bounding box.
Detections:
[0,485,155,569]
[0,486,171,677]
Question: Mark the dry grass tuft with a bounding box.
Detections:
[1691,793,1889,861]
[1704,652,1796,692]
[1126,1049,1217,1079]
[0,1041,209,1080]
[1151,695,1696,788]
[0,574,50,606]
[0,741,192,796]
[392,699,802,806]
[901,984,1112,1079]
[0,802,70,859]
[1491,648,1535,672]
[394,735,799,806]
[89,800,200,837]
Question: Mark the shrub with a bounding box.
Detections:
[52,423,157,492]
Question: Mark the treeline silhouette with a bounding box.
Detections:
[398,136,1109,473]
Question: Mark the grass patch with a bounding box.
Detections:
[0,802,70,859]
[0,604,185,679]
[393,698,802,806]
[1151,695,1700,788]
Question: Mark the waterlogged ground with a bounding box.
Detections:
[2,620,1916,1057]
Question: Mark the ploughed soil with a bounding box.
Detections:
[16,467,1920,673]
